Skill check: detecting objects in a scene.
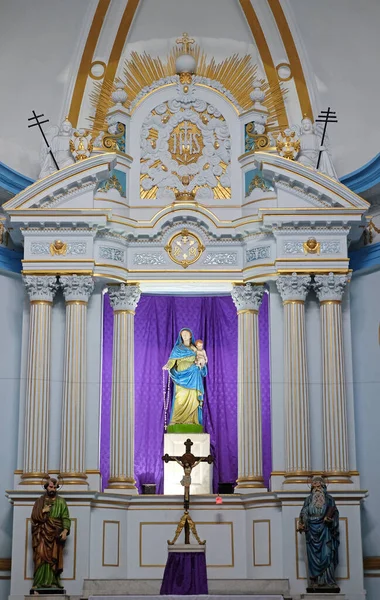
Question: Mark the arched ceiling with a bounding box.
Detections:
[0,0,379,180]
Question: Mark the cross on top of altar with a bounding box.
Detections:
[163,438,213,468]
[176,32,195,53]
[163,438,213,510]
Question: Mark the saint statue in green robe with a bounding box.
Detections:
[31,478,71,590]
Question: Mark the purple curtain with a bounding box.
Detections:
[100,294,272,493]
[160,552,208,595]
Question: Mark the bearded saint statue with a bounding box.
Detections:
[31,478,71,591]
[298,475,340,592]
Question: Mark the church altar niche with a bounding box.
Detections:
[100,293,271,493]
[140,92,231,201]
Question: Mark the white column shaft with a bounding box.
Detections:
[321,301,349,473]
[109,310,135,486]
[107,283,140,492]
[283,301,310,473]
[237,310,263,485]
[60,302,87,478]
[23,301,52,478]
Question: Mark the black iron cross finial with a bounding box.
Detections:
[315,107,338,170]
[28,110,59,171]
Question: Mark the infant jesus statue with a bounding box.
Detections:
[195,339,208,369]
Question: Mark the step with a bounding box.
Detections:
[82,579,290,597]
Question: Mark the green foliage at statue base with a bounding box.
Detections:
[166,424,203,434]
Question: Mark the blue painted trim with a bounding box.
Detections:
[0,246,23,273]
[340,152,380,194]
[349,241,380,272]
[0,162,34,195]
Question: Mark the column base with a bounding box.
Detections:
[104,484,139,496]
[235,477,266,493]
[19,472,49,486]
[106,477,138,494]
[283,472,311,484]
[59,472,88,487]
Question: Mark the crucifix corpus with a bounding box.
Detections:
[162,438,213,545]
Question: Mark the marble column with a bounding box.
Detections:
[231,283,265,490]
[60,275,94,484]
[107,283,141,492]
[21,276,59,484]
[276,273,311,480]
[314,273,350,476]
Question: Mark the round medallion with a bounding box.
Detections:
[165,229,205,269]
[89,60,106,80]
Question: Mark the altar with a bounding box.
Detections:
[3,23,369,600]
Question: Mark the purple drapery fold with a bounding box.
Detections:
[100,294,272,492]
[259,292,272,486]
[160,552,208,595]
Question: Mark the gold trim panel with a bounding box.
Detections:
[253,520,271,567]
[102,520,120,567]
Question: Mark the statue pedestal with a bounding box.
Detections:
[164,433,212,494]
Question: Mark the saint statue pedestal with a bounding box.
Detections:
[164,434,212,495]
[160,544,208,595]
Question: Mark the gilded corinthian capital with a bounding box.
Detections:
[108,283,141,312]
[23,275,59,302]
[231,283,265,312]
[60,274,94,303]
[276,272,311,302]
[313,272,350,302]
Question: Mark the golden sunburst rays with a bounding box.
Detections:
[88,44,286,134]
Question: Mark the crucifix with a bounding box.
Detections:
[163,438,213,545]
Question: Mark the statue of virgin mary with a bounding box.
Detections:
[163,328,207,433]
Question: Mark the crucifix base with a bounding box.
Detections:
[168,510,206,546]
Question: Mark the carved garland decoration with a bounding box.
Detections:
[140,90,231,201]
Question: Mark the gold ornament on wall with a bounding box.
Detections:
[50,240,67,256]
[165,229,205,268]
[303,238,320,254]
[276,129,300,160]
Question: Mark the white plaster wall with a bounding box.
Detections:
[285,0,380,176]
[350,269,380,585]
[0,273,23,580]
[0,0,93,178]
